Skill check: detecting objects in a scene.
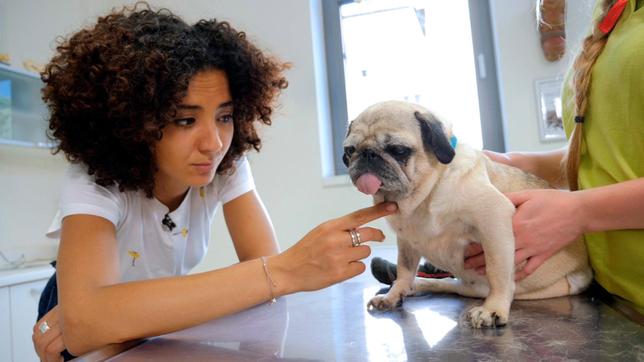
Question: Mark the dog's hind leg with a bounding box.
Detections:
[515,267,593,300]
[413,277,489,298]
[368,239,419,311]
[566,266,593,295]
[515,277,570,300]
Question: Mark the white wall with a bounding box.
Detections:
[0,0,596,271]
[0,0,116,266]
[490,0,594,151]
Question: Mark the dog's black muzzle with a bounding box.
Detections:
[348,150,407,195]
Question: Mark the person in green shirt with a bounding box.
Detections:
[465,0,644,318]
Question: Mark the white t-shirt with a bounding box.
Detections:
[47,158,255,282]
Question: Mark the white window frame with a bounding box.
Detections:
[321,0,505,176]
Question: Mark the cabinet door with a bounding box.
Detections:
[0,287,11,362]
[10,279,47,362]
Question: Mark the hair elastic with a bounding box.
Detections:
[574,116,585,124]
[598,0,628,34]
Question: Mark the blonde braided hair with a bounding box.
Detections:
[564,0,615,190]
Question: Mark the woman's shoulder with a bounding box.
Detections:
[59,163,135,220]
[62,163,124,198]
[50,163,136,237]
[206,156,255,203]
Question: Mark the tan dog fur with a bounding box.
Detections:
[343,101,592,327]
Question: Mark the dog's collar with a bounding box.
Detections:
[450,135,458,149]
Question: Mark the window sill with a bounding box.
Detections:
[322,174,352,188]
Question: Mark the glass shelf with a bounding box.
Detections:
[0,63,52,148]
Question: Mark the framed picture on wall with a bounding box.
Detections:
[535,77,566,142]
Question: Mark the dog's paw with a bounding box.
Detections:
[466,306,508,328]
[367,294,403,312]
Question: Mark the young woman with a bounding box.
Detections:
[465,0,643,319]
[32,5,397,360]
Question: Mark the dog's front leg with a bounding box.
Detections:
[368,239,419,311]
[467,191,516,327]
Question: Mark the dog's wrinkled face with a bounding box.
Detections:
[343,100,455,201]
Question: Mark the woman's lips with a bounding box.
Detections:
[191,163,214,174]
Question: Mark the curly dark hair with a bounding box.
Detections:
[43,3,288,197]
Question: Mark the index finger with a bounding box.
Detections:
[331,202,397,230]
[482,150,509,164]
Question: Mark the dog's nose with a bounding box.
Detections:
[362,149,378,160]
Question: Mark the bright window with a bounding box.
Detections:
[322,0,503,176]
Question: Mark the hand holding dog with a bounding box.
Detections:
[483,150,535,175]
[32,306,65,362]
[270,202,397,294]
[465,189,586,280]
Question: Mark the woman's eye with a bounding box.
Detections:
[218,114,234,123]
[173,118,195,127]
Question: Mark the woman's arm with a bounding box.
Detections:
[223,190,279,261]
[57,203,395,355]
[464,178,644,280]
[579,177,644,232]
[58,214,284,355]
[485,147,568,188]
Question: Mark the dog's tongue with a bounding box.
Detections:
[356,173,382,195]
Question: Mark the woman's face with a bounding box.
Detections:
[154,69,234,196]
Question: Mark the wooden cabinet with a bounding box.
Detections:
[0,266,54,362]
[0,63,50,148]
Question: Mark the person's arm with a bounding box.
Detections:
[465,177,644,280]
[484,147,568,188]
[578,177,644,232]
[223,190,279,261]
[57,203,396,355]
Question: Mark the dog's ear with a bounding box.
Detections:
[415,111,455,164]
[345,120,353,138]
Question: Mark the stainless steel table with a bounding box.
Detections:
[84,246,644,361]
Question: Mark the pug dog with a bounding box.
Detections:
[343,100,592,328]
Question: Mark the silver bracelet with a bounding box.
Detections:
[261,256,277,304]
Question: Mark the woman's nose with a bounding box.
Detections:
[199,121,223,153]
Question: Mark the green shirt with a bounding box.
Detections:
[562,0,644,313]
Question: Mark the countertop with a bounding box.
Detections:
[81,246,643,361]
[0,264,54,288]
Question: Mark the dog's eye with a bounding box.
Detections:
[344,146,356,157]
[385,145,411,158]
